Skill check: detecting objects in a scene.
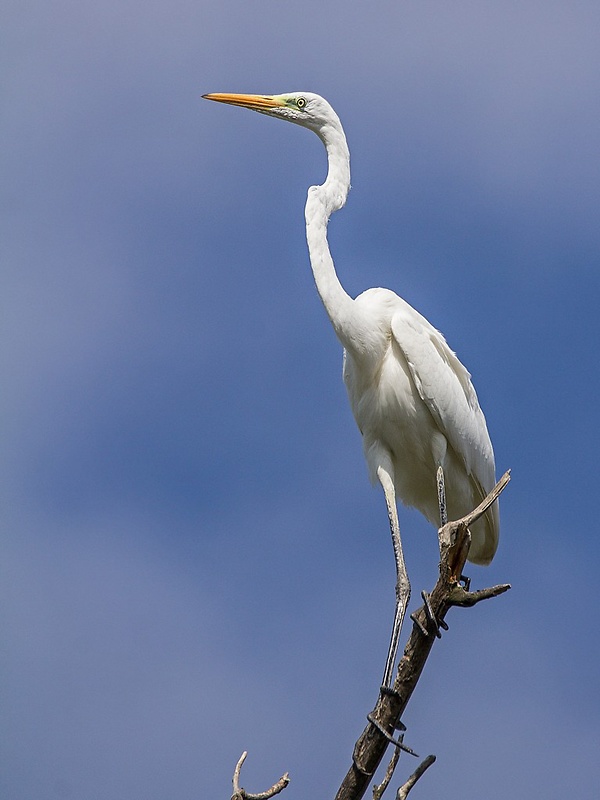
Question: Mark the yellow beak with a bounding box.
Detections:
[202,93,285,111]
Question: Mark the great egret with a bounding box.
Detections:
[203,92,499,686]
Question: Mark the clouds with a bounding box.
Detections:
[3,2,600,798]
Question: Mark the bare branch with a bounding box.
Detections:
[231,752,290,800]
[451,470,511,531]
[396,755,436,800]
[227,473,510,800]
[448,582,511,607]
[334,471,511,800]
[372,747,400,800]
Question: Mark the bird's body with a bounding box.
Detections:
[203,90,499,684]
[342,286,498,566]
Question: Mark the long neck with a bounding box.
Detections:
[304,119,356,346]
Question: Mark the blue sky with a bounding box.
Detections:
[3,1,600,797]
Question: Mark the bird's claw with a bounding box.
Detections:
[409,610,428,637]
[377,686,406,731]
[411,590,448,638]
[366,713,418,757]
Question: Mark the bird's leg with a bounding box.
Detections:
[377,465,411,688]
[436,465,471,588]
[411,466,451,639]
[414,589,448,638]
[435,464,471,591]
[436,465,448,527]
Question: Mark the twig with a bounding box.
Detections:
[231,751,290,800]
[372,746,400,800]
[372,749,399,800]
[396,755,436,800]
[448,582,511,607]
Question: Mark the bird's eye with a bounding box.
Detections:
[296,97,307,109]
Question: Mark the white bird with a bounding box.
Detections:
[203,92,499,686]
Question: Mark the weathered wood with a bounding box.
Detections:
[231,751,290,800]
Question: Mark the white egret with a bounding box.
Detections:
[203,92,499,686]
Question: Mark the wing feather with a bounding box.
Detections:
[390,307,496,493]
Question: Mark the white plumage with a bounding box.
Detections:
[344,287,498,565]
[204,91,499,684]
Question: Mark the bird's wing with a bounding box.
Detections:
[390,306,495,485]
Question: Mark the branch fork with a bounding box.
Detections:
[231,752,290,800]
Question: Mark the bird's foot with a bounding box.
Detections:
[410,590,449,638]
[377,686,406,731]
[379,685,401,700]
[352,701,410,777]
[459,573,471,592]
[366,713,418,757]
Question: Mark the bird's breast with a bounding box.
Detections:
[343,341,437,477]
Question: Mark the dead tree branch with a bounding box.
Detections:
[373,744,436,800]
[226,471,510,800]
[334,470,511,800]
[395,755,437,800]
[372,746,400,800]
[231,751,290,800]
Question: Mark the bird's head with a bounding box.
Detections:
[202,91,340,136]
